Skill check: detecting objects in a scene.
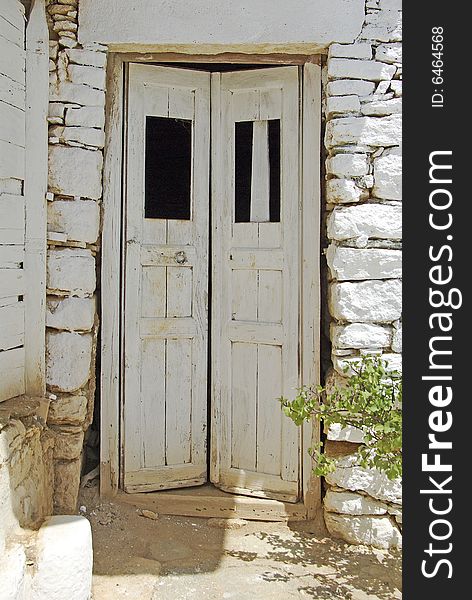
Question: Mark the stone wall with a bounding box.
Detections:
[45,0,106,513]
[322,0,402,549]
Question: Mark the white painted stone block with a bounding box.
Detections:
[361,9,402,42]
[51,126,105,148]
[326,454,402,504]
[334,353,402,376]
[326,245,402,280]
[0,544,27,600]
[328,58,396,82]
[65,105,105,128]
[325,114,402,148]
[49,81,105,106]
[327,79,376,97]
[48,198,100,243]
[361,98,402,116]
[376,42,402,64]
[46,331,92,392]
[390,80,402,96]
[373,148,402,200]
[331,323,392,349]
[324,513,402,549]
[68,63,106,90]
[392,320,402,352]
[330,279,402,322]
[48,146,102,200]
[326,153,368,177]
[326,179,367,204]
[46,296,95,331]
[324,490,388,515]
[47,248,96,296]
[329,43,372,60]
[326,95,360,117]
[327,423,365,443]
[327,204,402,241]
[67,48,107,68]
[30,516,93,600]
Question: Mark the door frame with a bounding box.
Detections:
[100,51,322,519]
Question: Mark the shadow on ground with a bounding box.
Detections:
[80,485,401,600]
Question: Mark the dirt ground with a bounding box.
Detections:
[80,485,402,600]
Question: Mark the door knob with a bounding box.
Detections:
[174,250,187,264]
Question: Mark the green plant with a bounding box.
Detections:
[280,355,402,480]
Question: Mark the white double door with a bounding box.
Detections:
[123,63,301,502]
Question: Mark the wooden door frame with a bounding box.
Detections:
[100,51,322,519]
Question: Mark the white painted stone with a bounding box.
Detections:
[376,42,402,64]
[47,248,96,296]
[334,353,402,376]
[46,297,95,331]
[46,331,92,393]
[328,58,396,82]
[361,98,402,116]
[49,126,105,148]
[324,513,402,549]
[49,103,65,119]
[0,544,27,600]
[327,204,402,241]
[79,0,366,47]
[373,149,402,200]
[326,153,368,178]
[392,320,402,352]
[361,9,402,43]
[329,43,372,59]
[30,516,93,600]
[47,394,88,426]
[49,81,105,106]
[66,48,107,68]
[68,63,106,90]
[47,198,100,243]
[326,454,402,504]
[324,490,388,515]
[326,95,360,117]
[331,323,392,349]
[65,105,105,128]
[326,179,367,204]
[390,80,402,96]
[325,114,402,148]
[330,279,402,322]
[327,79,376,97]
[326,245,402,280]
[379,0,402,11]
[327,423,365,443]
[48,146,103,200]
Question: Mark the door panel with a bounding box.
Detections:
[123,64,210,492]
[211,67,301,502]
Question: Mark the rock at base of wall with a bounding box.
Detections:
[53,459,81,514]
[324,489,388,515]
[325,512,402,549]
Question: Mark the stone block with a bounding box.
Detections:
[324,490,388,515]
[48,199,100,243]
[51,427,84,460]
[46,296,95,331]
[49,81,105,106]
[390,80,402,96]
[65,105,105,128]
[326,245,402,280]
[376,42,402,64]
[330,279,402,322]
[328,43,373,60]
[331,323,392,349]
[48,145,102,199]
[68,63,106,90]
[47,248,95,296]
[67,48,107,68]
[361,9,402,43]
[53,460,81,514]
[333,353,402,376]
[47,394,88,426]
[373,148,402,200]
[326,95,360,117]
[327,423,365,443]
[326,153,368,178]
[46,331,92,392]
[324,513,402,549]
[325,114,402,148]
[326,179,367,204]
[327,203,402,241]
[49,126,105,148]
[328,58,396,82]
[392,320,402,352]
[327,79,376,97]
[361,98,401,116]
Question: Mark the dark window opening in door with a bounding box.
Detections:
[145,116,192,220]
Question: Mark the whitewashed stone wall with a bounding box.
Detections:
[323,0,402,549]
[45,0,106,513]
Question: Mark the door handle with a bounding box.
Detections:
[174,250,187,264]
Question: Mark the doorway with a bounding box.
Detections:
[102,56,321,513]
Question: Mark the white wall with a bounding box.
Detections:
[78,0,366,49]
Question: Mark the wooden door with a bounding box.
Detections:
[211,67,301,502]
[123,64,210,492]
